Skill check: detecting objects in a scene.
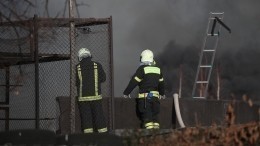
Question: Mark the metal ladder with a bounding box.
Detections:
[192,12,231,99]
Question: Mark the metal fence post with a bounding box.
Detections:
[69,0,76,134]
[108,16,114,131]
[33,14,40,129]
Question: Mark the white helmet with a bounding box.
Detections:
[140,49,154,63]
[78,48,91,61]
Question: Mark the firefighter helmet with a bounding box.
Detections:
[140,49,154,63]
[78,48,91,61]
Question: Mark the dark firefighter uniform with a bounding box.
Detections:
[123,63,165,129]
[76,57,107,133]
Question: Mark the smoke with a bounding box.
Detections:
[117,0,260,99]
[132,0,260,100]
[155,40,199,97]
[45,0,260,99]
[217,46,260,100]
[156,40,260,100]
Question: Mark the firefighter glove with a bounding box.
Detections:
[123,94,131,98]
[159,95,166,99]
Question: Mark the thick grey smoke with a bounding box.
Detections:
[152,0,260,100]
[45,0,260,99]
[155,41,199,97]
[155,40,260,100]
[112,0,260,100]
[217,46,260,100]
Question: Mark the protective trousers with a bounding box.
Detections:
[136,97,160,129]
[78,100,107,133]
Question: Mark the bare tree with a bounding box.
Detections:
[0,0,90,71]
[0,0,89,21]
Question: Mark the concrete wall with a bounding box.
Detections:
[113,98,259,128]
[114,98,175,129]
[178,98,259,127]
[57,97,259,134]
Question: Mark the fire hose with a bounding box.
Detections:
[173,93,185,128]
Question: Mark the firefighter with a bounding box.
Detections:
[76,48,107,133]
[123,49,165,129]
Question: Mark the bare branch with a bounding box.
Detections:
[63,0,68,18]
[24,0,35,7]
[0,1,23,21]
[44,0,50,17]
[76,1,90,7]
[75,0,80,18]
[75,0,90,18]
[21,3,31,18]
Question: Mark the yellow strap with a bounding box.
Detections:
[138,91,159,98]
[78,95,102,101]
[94,63,98,96]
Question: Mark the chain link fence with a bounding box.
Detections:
[0,16,113,134]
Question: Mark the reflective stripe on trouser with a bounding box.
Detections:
[145,122,154,129]
[153,122,160,129]
[137,97,160,129]
[78,100,107,133]
[98,127,108,133]
[144,122,160,129]
[84,127,107,133]
[84,128,94,133]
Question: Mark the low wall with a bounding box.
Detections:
[178,98,259,127]
[57,97,259,134]
[114,98,175,129]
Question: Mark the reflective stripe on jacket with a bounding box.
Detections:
[123,64,165,96]
[76,58,106,101]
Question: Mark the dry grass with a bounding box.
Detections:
[133,122,260,146]
[123,102,260,146]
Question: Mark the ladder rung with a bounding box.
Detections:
[200,65,211,68]
[193,97,206,99]
[207,33,219,36]
[210,12,224,15]
[196,81,208,83]
[204,50,215,52]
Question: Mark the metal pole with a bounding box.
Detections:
[108,16,114,131]
[5,67,10,131]
[5,67,10,104]
[33,14,40,129]
[69,0,76,134]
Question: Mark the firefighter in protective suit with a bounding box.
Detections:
[76,48,107,133]
[123,49,165,129]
